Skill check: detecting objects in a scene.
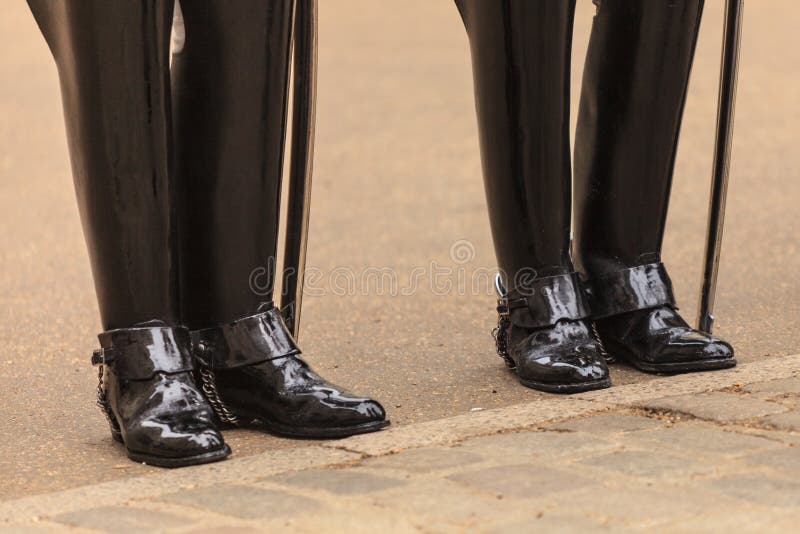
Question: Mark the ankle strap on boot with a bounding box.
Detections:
[499,272,590,329]
[92,326,194,380]
[191,307,300,370]
[584,262,676,319]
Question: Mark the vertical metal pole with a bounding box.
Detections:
[280,0,318,339]
[697,0,744,334]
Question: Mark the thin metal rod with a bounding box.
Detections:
[280,0,318,339]
[697,0,744,333]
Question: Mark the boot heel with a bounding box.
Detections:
[94,362,124,443]
[107,408,123,443]
[103,400,124,443]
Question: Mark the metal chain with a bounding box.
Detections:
[198,367,241,426]
[95,365,121,436]
[591,322,616,364]
[492,307,516,369]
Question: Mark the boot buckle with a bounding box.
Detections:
[91,348,114,366]
[91,349,105,366]
[495,273,510,317]
[496,297,510,317]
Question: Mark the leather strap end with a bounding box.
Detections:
[585,262,676,319]
[506,272,591,329]
[96,326,194,380]
[191,307,301,370]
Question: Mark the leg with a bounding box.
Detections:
[172,0,292,328]
[28,0,178,330]
[457,0,609,393]
[26,0,228,466]
[172,0,388,436]
[457,0,574,284]
[574,0,734,372]
[574,0,705,280]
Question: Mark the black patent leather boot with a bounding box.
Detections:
[494,274,611,394]
[457,1,610,393]
[574,1,735,374]
[93,325,230,467]
[192,306,389,438]
[587,264,735,373]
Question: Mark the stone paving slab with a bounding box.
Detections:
[639,391,789,422]
[2,354,800,532]
[743,446,800,472]
[447,463,595,499]
[658,509,800,534]
[266,468,407,495]
[759,411,800,431]
[52,506,189,532]
[706,475,800,508]
[622,420,784,456]
[547,412,663,435]
[456,428,620,462]
[743,376,800,395]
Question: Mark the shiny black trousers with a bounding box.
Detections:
[28,0,293,330]
[456,0,704,290]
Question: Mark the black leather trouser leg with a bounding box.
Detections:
[171,2,391,427]
[171,0,294,329]
[27,0,177,330]
[456,1,609,393]
[28,1,231,466]
[456,0,577,288]
[573,0,705,318]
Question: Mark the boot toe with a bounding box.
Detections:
[597,306,736,372]
[574,359,610,381]
[127,417,227,459]
[701,339,734,360]
[545,357,608,384]
[655,330,735,364]
[350,398,387,424]
[518,350,610,388]
[312,394,387,428]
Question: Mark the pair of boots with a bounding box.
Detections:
[26,0,388,468]
[494,269,735,394]
[94,304,388,468]
[457,0,736,394]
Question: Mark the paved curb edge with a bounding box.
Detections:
[3,353,799,523]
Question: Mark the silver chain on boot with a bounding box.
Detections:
[197,364,240,426]
[591,322,616,364]
[492,274,517,369]
[492,310,516,369]
[95,364,121,436]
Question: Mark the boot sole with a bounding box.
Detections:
[127,443,231,468]
[605,339,737,374]
[112,430,232,468]
[517,376,612,394]
[232,412,391,439]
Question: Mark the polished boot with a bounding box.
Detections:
[171,1,390,429]
[573,0,735,373]
[191,306,389,437]
[496,274,611,393]
[27,0,230,466]
[596,305,734,373]
[457,0,610,392]
[93,325,229,467]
